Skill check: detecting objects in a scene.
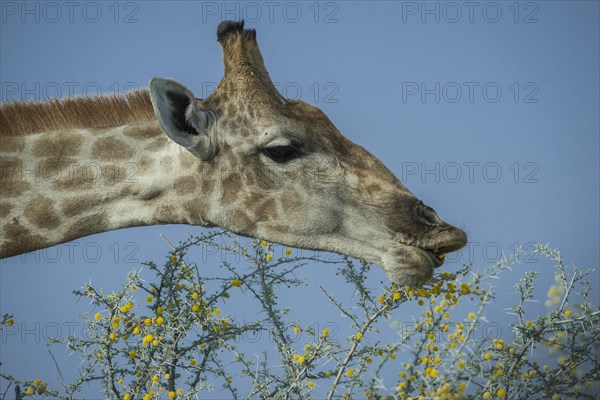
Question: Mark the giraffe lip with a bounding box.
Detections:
[425,249,445,268]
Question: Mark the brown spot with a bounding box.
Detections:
[1,136,25,152]
[32,130,83,159]
[91,137,134,160]
[23,195,61,229]
[0,157,24,182]
[0,202,13,217]
[280,191,303,215]
[221,174,243,204]
[1,223,49,258]
[226,103,238,117]
[137,155,153,174]
[37,157,76,181]
[0,180,30,198]
[229,210,253,231]
[154,205,180,223]
[173,176,197,195]
[182,199,213,226]
[123,121,162,139]
[53,164,96,190]
[101,165,126,185]
[64,213,109,242]
[145,137,167,152]
[62,195,102,217]
[365,183,383,195]
[179,152,197,169]
[201,174,215,193]
[0,157,30,197]
[245,196,277,220]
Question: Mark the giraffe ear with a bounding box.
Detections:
[149,77,217,160]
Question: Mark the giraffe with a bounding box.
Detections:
[0,20,466,286]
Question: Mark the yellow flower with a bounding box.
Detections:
[429,369,438,378]
[393,292,401,300]
[483,392,492,400]
[266,254,273,261]
[152,339,159,346]
[347,369,355,376]
[485,352,492,360]
[468,312,475,319]
[285,248,293,255]
[191,292,198,299]
[307,381,315,388]
[213,308,221,316]
[152,375,159,382]
[144,318,151,325]
[146,296,153,302]
[497,388,506,398]
[390,353,396,360]
[97,353,103,359]
[124,395,131,400]
[564,310,572,318]
[261,240,268,247]
[190,358,197,366]
[33,379,42,386]
[129,351,137,359]
[458,361,466,369]
[378,295,385,303]
[165,373,171,380]
[323,328,330,336]
[168,391,176,399]
[231,279,242,287]
[109,332,118,342]
[298,356,306,364]
[157,307,164,315]
[94,313,101,321]
[156,317,164,325]
[355,332,363,341]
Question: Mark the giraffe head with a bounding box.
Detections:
[149,21,466,286]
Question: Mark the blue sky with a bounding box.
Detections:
[1,1,599,398]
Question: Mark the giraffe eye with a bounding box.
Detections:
[264,145,300,163]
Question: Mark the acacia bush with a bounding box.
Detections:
[1,231,599,399]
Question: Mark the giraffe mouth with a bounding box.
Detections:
[422,244,463,267]
[422,248,445,268]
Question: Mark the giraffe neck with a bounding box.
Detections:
[0,120,215,258]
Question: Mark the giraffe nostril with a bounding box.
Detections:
[416,205,441,227]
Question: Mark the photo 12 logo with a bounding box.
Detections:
[400,1,540,24]
[1,1,140,24]
[401,82,540,104]
[1,81,140,102]
[199,81,340,104]
[200,1,340,24]
[400,162,540,184]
